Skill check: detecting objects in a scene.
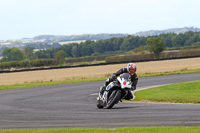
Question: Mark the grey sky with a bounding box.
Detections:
[0,0,199,40]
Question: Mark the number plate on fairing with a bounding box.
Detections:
[106,82,114,90]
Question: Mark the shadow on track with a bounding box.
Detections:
[95,105,138,110]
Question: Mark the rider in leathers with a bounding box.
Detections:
[99,63,138,100]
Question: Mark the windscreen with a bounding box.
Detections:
[120,73,131,81]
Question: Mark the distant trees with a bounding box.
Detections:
[146,37,165,55]
[23,46,37,60]
[1,47,25,62]
[159,31,200,47]
[34,50,50,59]
[71,45,80,57]
[26,42,61,49]
[1,31,200,63]
[54,50,67,64]
[120,36,134,51]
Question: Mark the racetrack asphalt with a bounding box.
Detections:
[0,73,200,129]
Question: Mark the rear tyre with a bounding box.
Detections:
[106,90,121,109]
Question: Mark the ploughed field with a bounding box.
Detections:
[0,57,200,85]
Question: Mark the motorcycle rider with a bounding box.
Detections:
[99,63,138,100]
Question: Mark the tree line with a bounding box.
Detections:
[33,31,200,58]
[1,31,200,63]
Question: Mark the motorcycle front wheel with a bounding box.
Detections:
[106,90,121,109]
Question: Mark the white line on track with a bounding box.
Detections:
[89,93,99,96]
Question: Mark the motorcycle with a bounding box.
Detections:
[97,73,132,109]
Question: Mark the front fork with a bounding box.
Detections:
[101,91,108,107]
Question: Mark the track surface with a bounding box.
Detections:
[0,73,200,129]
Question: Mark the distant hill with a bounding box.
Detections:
[134,27,200,37]
[33,27,200,42]
[33,33,128,42]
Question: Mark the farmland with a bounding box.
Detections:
[0,57,200,85]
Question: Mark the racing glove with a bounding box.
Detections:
[112,74,117,79]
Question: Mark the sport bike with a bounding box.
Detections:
[97,73,132,109]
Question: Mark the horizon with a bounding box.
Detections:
[0,0,200,40]
[1,26,199,41]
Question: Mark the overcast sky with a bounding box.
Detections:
[0,0,200,40]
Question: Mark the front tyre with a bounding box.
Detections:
[106,90,121,109]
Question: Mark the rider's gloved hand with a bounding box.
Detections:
[112,74,117,79]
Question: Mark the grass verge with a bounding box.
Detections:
[1,127,200,133]
[133,80,200,103]
[0,69,200,90]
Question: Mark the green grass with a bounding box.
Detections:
[0,69,200,90]
[1,127,200,133]
[133,80,200,103]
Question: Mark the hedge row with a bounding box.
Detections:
[0,59,55,70]
[105,49,200,63]
[1,49,200,71]
[65,56,106,63]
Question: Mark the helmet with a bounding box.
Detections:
[127,63,136,75]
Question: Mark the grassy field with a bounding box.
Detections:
[1,127,200,133]
[0,57,200,85]
[0,77,108,90]
[0,69,200,90]
[133,80,200,103]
